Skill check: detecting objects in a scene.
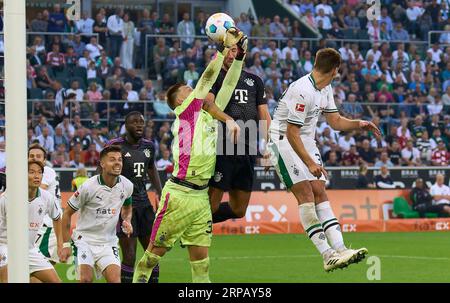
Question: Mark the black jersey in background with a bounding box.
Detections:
[210,69,267,156]
[107,137,155,208]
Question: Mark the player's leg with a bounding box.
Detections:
[187,246,210,283]
[311,180,368,264]
[29,248,61,283]
[133,188,183,283]
[73,240,95,283]
[137,205,160,283]
[311,180,346,252]
[79,265,94,283]
[118,237,137,283]
[228,189,252,217]
[102,264,121,283]
[30,268,61,283]
[181,189,212,283]
[0,266,7,283]
[0,245,8,283]
[226,155,256,218]
[209,155,236,223]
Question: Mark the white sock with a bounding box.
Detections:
[299,203,332,255]
[316,201,346,252]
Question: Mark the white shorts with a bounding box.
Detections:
[0,244,7,268]
[73,239,120,280]
[0,245,54,274]
[35,226,60,263]
[268,133,326,188]
[29,247,54,274]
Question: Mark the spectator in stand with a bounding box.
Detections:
[324,151,340,167]
[86,36,103,61]
[315,0,333,16]
[84,143,100,167]
[269,15,287,38]
[47,4,67,33]
[344,10,360,30]
[368,20,381,42]
[430,174,450,207]
[30,11,48,33]
[358,139,377,166]
[251,16,270,37]
[153,90,175,119]
[125,69,144,93]
[281,39,299,61]
[51,143,70,167]
[375,165,396,189]
[76,11,95,41]
[107,8,124,59]
[302,9,316,28]
[86,81,103,102]
[338,131,356,152]
[183,62,199,87]
[56,116,75,140]
[159,13,175,35]
[402,139,422,166]
[36,126,54,153]
[78,49,92,69]
[406,1,424,39]
[93,12,108,47]
[300,0,315,16]
[431,138,450,166]
[315,9,331,31]
[66,80,84,102]
[237,13,252,37]
[46,43,65,73]
[34,115,55,137]
[53,126,69,149]
[412,178,450,217]
[416,130,435,164]
[177,12,195,50]
[156,149,173,171]
[375,151,394,168]
[120,12,135,70]
[153,37,170,81]
[71,128,91,150]
[356,164,375,189]
[342,144,360,166]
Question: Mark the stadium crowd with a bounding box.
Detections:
[0,0,449,170]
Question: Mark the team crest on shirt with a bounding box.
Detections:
[244,78,254,86]
[0,253,6,262]
[144,149,151,158]
[81,252,87,260]
[38,206,43,216]
[214,172,223,182]
[120,192,125,200]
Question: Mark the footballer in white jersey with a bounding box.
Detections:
[0,161,64,283]
[268,48,380,272]
[61,145,134,283]
[28,144,62,263]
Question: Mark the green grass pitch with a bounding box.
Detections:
[56,232,450,283]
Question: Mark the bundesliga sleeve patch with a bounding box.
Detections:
[295,103,305,112]
[74,191,79,198]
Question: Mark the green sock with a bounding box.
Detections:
[133,250,161,283]
[190,257,211,283]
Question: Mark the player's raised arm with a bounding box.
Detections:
[324,88,381,137]
[213,35,248,111]
[193,28,243,99]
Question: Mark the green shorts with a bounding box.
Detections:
[150,180,212,249]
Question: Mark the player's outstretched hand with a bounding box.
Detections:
[308,162,328,180]
[223,27,244,48]
[359,120,381,138]
[122,220,133,237]
[226,120,241,144]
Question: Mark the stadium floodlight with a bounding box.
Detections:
[4,0,29,282]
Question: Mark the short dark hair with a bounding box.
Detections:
[28,143,47,159]
[28,160,44,173]
[314,48,341,73]
[100,145,122,159]
[125,111,144,124]
[166,83,185,110]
